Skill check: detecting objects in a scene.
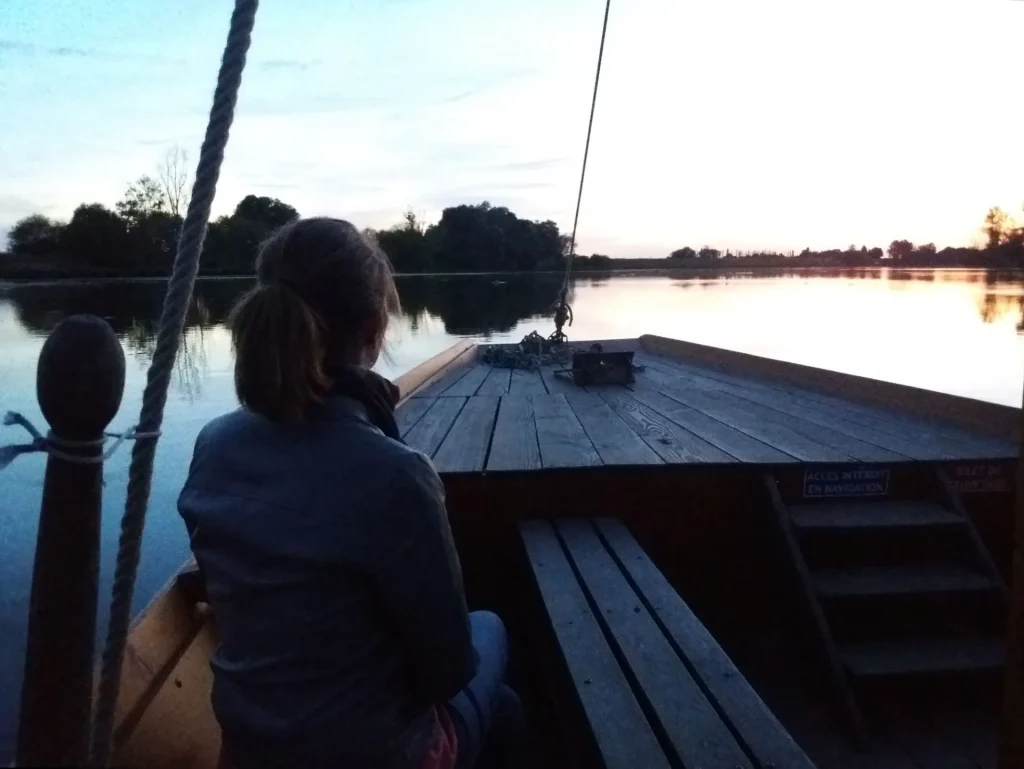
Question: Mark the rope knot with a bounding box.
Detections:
[0,411,161,469]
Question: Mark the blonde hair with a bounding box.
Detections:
[229,218,400,423]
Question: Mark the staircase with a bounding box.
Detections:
[766,470,1007,740]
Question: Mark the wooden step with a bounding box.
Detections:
[841,636,1004,677]
[790,501,963,531]
[813,565,998,598]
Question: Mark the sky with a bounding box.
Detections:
[1,0,1023,258]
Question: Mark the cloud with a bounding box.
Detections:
[0,41,32,54]
[259,58,324,72]
[0,39,102,59]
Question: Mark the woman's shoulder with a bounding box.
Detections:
[195,406,439,474]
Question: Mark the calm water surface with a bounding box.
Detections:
[1,267,1023,757]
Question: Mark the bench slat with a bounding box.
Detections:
[595,517,817,769]
[557,519,753,769]
[519,520,671,769]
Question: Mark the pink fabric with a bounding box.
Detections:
[417,706,458,769]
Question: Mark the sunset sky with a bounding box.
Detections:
[2,0,1022,258]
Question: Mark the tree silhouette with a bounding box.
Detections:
[115,176,166,226]
[8,215,63,256]
[887,240,915,261]
[157,146,190,218]
[984,207,1013,249]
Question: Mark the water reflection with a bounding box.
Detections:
[0,274,575,385]
[6,273,570,336]
[4,269,1024,402]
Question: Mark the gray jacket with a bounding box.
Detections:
[177,395,475,769]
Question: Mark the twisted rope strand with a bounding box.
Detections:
[88,2,259,764]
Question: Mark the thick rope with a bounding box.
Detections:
[88,1,259,764]
[559,0,612,299]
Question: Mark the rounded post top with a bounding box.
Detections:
[36,315,126,440]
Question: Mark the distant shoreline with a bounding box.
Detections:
[3,263,1022,289]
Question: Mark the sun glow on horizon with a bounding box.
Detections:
[2,0,1022,257]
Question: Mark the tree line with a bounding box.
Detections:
[3,147,1023,277]
[659,205,1024,269]
[2,149,569,278]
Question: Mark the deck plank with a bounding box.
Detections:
[508,367,549,396]
[557,519,752,769]
[538,364,579,395]
[432,396,500,472]
[595,518,817,769]
[532,394,602,468]
[475,365,513,396]
[413,358,475,398]
[640,367,854,461]
[599,390,736,463]
[565,392,663,466]
[642,364,901,462]
[638,352,1014,459]
[627,382,796,463]
[442,363,491,397]
[402,396,466,457]
[395,397,434,438]
[487,396,542,471]
[639,354,957,461]
[519,520,672,769]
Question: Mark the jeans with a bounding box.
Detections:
[445,611,528,769]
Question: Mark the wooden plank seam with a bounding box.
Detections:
[429,398,469,460]
[551,520,687,767]
[479,394,506,472]
[590,519,765,767]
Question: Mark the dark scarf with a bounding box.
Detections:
[328,365,402,442]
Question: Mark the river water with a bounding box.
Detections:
[1,267,1023,757]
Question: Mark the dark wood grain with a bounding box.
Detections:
[594,517,817,769]
[557,519,752,769]
[413,359,475,398]
[475,365,513,396]
[599,389,736,463]
[443,363,492,397]
[627,380,796,463]
[519,520,672,769]
[532,394,602,468]
[639,334,1020,445]
[403,396,466,457]
[639,354,961,461]
[539,364,580,395]
[395,397,434,438]
[642,364,899,462]
[641,367,854,461]
[565,392,663,466]
[433,396,500,472]
[487,396,541,471]
[508,367,549,396]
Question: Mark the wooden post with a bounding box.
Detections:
[1000,383,1024,769]
[15,315,125,767]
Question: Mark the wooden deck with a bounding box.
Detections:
[397,342,1017,473]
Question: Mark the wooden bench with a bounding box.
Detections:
[520,517,816,769]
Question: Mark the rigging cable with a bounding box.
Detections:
[551,0,612,343]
